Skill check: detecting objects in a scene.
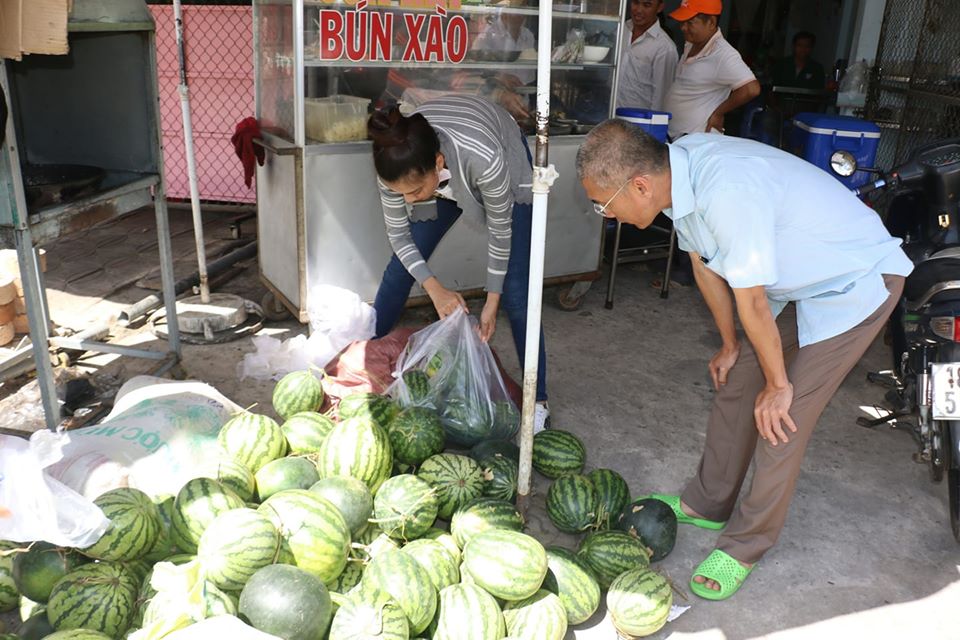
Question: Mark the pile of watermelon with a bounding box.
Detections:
[0,367,678,640]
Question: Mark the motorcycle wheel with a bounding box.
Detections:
[931,421,947,483]
[946,423,960,543]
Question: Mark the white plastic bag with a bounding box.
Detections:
[0,434,109,547]
[386,308,519,446]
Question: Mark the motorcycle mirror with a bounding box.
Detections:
[830,150,858,177]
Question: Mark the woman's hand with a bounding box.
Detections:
[479,293,500,342]
[424,277,467,319]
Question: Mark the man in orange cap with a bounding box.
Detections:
[664,0,760,139]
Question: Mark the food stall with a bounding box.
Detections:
[252,0,628,320]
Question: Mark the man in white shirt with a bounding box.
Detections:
[664,0,760,138]
[473,10,537,85]
[616,0,679,111]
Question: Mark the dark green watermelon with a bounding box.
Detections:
[616,498,678,562]
[469,439,520,464]
[441,397,494,447]
[490,401,520,440]
[587,469,630,530]
[238,564,333,640]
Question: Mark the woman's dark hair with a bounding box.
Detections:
[367,108,440,182]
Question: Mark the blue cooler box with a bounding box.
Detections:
[790,113,881,189]
[615,108,671,143]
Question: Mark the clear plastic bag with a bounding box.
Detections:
[386,308,519,446]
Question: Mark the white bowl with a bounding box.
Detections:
[581,45,610,63]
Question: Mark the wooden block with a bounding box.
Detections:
[0,275,14,306]
[0,302,14,324]
[13,296,25,314]
[0,248,46,277]
[13,314,29,334]
[0,322,14,347]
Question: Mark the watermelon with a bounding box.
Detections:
[171,477,245,554]
[422,528,462,563]
[490,400,520,440]
[373,474,438,541]
[352,525,401,563]
[616,498,678,562]
[309,476,374,536]
[469,439,520,464]
[123,559,152,586]
[401,539,460,591]
[0,541,18,612]
[81,488,162,562]
[255,456,320,500]
[317,417,393,495]
[450,497,524,550]
[259,490,351,583]
[239,564,333,640]
[462,529,547,601]
[588,469,630,530]
[41,631,114,639]
[144,495,180,562]
[401,369,432,405]
[273,370,325,420]
[12,543,87,603]
[542,547,601,625]
[195,457,257,503]
[19,596,44,624]
[545,474,597,534]
[388,407,445,466]
[440,396,494,446]
[607,567,672,637]
[197,508,280,591]
[361,549,437,635]
[417,453,485,520]
[432,583,505,640]
[17,613,55,640]
[282,411,336,454]
[337,392,398,430]
[480,454,518,502]
[218,411,287,473]
[502,589,567,640]
[46,562,139,638]
[532,430,585,479]
[328,591,408,640]
[325,561,364,595]
[577,531,650,589]
[142,579,237,627]
[133,554,196,626]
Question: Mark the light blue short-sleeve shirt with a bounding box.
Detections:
[663,134,913,347]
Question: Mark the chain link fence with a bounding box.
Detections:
[149,1,256,205]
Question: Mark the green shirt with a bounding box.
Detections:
[771,56,825,90]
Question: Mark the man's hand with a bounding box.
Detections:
[478,294,500,342]
[754,383,798,446]
[424,277,467,319]
[709,342,741,390]
[706,110,725,133]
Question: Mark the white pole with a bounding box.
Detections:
[173,0,210,303]
[517,0,557,505]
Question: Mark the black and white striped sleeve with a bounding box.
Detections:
[378,179,434,285]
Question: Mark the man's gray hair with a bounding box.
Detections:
[576,119,670,189]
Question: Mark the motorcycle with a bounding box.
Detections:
[832,139,960,543]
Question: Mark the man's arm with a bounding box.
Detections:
[691,253,742,390]
[706,80,761,132]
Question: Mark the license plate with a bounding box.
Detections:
[931,363,960,419]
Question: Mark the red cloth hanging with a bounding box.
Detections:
[230,117,265,188]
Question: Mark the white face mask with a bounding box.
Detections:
[434,168,454,200]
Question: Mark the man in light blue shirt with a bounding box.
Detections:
[576,120,912,600]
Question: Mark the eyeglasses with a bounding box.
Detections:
[592,176,634,217]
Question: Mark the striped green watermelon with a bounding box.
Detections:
[144,495,180,562]
[545,474,597,534]
[328,591,408,640]
[12,543,86,604]
[458,559,475,585]
[588,469,630,530]
[282,411,336,454]
[490,400,520,441]
[616,498,678,563]
[309,476,374,536]
[337,393,398,430]
[432,583,505,640]
[532,430,585,479]
[123,559,151,587]
[218,411,287,473]
[273,370,325,420]
[462,529,547,601]
[450,497,524,550]
[197,508,280,591]
[361,549,437,635]
[440,396,494,446]
[469,439,520,464]
[401,539,460,592]
[401,369,432,405]
[577,531,650,589]
[607,567,672,637]
[40,631,114,639]
[351,525,401,563]
[480,454,518,502]
[199,457,257,502]
[387,407,445,466]
[239,564,333,640]
[258,490,350,583]
[46,562,139,638]
[422,528,462,563]
[317,417,393,495]
[502,589,567,640]
[372,474,438,541]
[0,541,18,612]
[417,453,484,520]
[81,488,162,562]
[256,456,320,500]
[542,547,600,625]
[325,561,364,595]
[171,477,245,554]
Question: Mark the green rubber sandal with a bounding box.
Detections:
[638,494,726,530]
[689,549,753,601]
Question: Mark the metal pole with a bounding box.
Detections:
[517,0,556,508]
[173,0,210,303]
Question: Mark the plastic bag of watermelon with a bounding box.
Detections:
[386,308,520,446]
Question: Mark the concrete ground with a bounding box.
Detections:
[5,207,959,639]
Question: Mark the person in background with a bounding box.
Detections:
[663,0,760,138]
[616,0,679,111]
[472,5,537,87]
[771,31,826,90]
